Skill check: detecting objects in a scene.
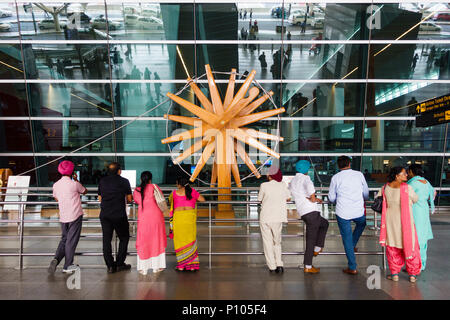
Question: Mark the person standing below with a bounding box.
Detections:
[412,53,419,71]
[258,52,267,71]
[154,72,161,102]
[258,169,291,273]
[289,160,329,274]
[407,164,435,271]
[98,162,133,273]
[169,177,205,271]
[49,160,87,274]
[328,156,369,275]
[378,166,421,283]
[133,171,167,275]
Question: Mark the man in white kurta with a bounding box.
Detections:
[258,169,291,273]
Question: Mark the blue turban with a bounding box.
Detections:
[295,160,310,174]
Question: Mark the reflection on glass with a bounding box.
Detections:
[0,2,19,40]
[32,120,114,153]
[0,120,32,151]
[0,83,29,116]
[23,44,111,80]
[26,83,113,118]
[17,2,107,40]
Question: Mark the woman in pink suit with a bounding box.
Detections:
[133,171,167,275]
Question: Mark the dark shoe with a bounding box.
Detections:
[48,258,58,274]
[275,266,284,273]
[269,269,276,273]
[107,265,117,273]
[304,266,320,274]
[117,263,131,272]
[343,268,358,275]
[354,247,358,253]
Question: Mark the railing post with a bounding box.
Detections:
[114,231,118,261]
[18,194,25,270]
[382,246,386,271]
[209,202,212,270]
[246,189,249,234]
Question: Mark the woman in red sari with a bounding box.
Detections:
[133,171,167,275]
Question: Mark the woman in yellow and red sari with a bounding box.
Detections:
[169,177,205,271]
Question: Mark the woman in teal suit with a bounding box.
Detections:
[407,164,436,271]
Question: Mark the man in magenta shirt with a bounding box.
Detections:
[48,160,87,274]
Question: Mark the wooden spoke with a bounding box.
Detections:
[238,90,274,117]
[242,128,284,141]
[235,141,261,178]
[223,68,237,109]
[164,114,203,127]
[174,137,211,164]
[210,161,217,186]
[217,87,259,128]
[231,128,280,159]
[205,64,224,115]
[162,125,211,144]
[230,107,285,128]
[187,77,213,112]
[167,92,219,126]
[190,141,216,182]
[227,70,256,110]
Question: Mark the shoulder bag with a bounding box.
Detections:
[153,184,169,213]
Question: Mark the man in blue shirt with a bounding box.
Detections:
[328,156,369,275]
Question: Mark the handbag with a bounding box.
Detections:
[371,185,385,213]
[153,184,169,213]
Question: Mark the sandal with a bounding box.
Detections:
[409,275,417,283]
[175,267,185,272]
[387,274,399,281]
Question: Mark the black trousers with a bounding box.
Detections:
[301,211,329,266]
[55,215,83,269]
[100,215,130,267]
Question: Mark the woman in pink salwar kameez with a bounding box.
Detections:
[377,166,421,283]
[133,171,167,275]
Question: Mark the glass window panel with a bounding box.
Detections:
[0,44,24,79]
[35,155,115,187]
[0,156,36,185]
[370,44,450,80]
[0,83,29,116]
[442,157,450,188]
[31,120,114,153]
[0,2,19,40]
[22,44,111,80]
[113,82,190,117]
[106,2,189,40]
[26,83,113,118]
[0,120,32,152]
[115,120,167,153]
[369,2,449,41]
[196,3,283,41]
[285,82,367,117]
[17,1,107,40]
[365,119,447,153]
[372,83,450,117]
[110,44,194,80]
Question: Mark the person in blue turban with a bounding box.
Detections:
[289,160,329,274]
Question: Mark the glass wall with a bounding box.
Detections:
[0,1,448,198]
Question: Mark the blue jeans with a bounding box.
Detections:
[336,215,366,270]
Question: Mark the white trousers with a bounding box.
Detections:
[260,222,283,270]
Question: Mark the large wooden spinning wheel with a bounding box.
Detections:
[161,65,285,215]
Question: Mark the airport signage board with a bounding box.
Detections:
[415,93,450,127]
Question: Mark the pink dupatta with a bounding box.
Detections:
[379,182,420,260]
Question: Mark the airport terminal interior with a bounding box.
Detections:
[0,1,449,300]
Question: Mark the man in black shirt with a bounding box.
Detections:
[98,162,133,273]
